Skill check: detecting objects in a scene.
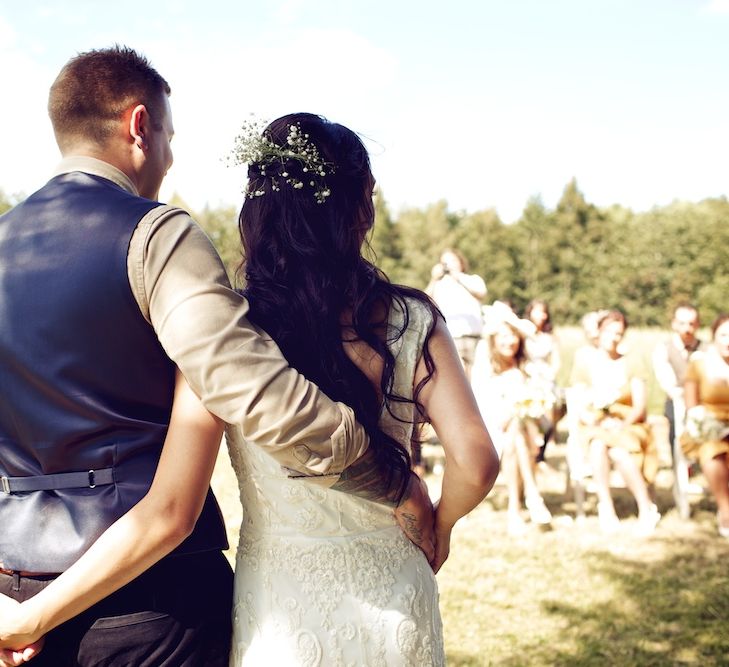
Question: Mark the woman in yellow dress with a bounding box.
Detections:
[569,310,660,533]
[682,313,729,538]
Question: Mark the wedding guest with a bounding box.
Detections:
[523,299,562,460]
[497,298,517,312]
[473,302,552,535]
[569,310,660,534]
[426,249,487,381]
[653,303,705,461]
[563,308,612,509]
[568,309,609,379]
[681,313,729,538]
[524,300,560,382]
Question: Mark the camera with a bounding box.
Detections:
[441,263,450,275]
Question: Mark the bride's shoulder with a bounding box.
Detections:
[385,291,437,362]
[389,290,436,328]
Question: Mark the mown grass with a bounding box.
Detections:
[435,475,729,666]
[211,326,729,666]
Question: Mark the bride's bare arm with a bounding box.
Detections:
[0,370,223,650]
[415,318,499,573]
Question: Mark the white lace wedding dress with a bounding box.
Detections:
[227,297,445,666]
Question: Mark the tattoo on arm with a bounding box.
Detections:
[397,511,423,543]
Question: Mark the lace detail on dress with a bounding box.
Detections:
[228,295,444,666]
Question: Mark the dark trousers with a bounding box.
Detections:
[1,550,233,667]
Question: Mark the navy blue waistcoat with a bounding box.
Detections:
[0,172,226,572]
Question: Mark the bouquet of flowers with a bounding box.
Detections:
[576,388,625,426]
[513,378,556,423]
[588,387,622,413]
[683,405,729,444]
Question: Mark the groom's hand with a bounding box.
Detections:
[394,472,435,564]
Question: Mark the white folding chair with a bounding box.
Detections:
[671,397,694,520]
[563,386,592,519]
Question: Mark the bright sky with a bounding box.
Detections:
[1,0,728,222]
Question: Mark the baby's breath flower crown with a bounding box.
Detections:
[230,118,335,204]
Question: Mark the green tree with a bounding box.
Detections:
[394,200,452,288]
[196,204,241,285]
[449,208,513,303]
[156,184,729,328]
[366,189,402,279]
[510,196,558,309]
[0,189,17,215]
[547,179,607,322]
[166,192,241,285]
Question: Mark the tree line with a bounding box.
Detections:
[2,180,726,327]
[370,179,728,327]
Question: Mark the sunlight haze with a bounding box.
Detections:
[1,0,727,222]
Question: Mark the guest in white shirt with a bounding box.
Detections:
[426,249,487,381]
[652,303,705,459]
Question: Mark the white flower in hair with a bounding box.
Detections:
[229,115,335,204]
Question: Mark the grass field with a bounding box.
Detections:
[211,327,729,666]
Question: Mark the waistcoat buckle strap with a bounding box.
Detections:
[0,467,114,494]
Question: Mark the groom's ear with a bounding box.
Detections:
[128,104,149,151]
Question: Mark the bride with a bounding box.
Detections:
[0,113,498,667]
[225,113,498,665]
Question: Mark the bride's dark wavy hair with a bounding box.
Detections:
[237,113,440,501]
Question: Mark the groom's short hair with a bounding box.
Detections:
[48,45,171,151]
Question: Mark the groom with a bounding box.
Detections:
[0,46,433,665]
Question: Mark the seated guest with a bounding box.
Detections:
[681,313,729,538]
[569,309,660,534]
[523,299,562,459]
[473,302,552,535]
[652,303,705,463]
[569,309,609,378]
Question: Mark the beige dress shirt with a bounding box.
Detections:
[652,333,705,401]
[52,157,370,486]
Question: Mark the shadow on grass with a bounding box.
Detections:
[534,540,729,666]
[450,536,729,667]
[441,467,729,667]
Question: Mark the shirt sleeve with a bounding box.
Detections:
[459,273,487,298]
[127,206,382,490]
[652,341,678,395]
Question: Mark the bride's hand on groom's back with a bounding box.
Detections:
[394,472,436,565]
[0,642,44,667]
[0,594,45,665]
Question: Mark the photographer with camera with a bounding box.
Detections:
[426,249,487,381]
